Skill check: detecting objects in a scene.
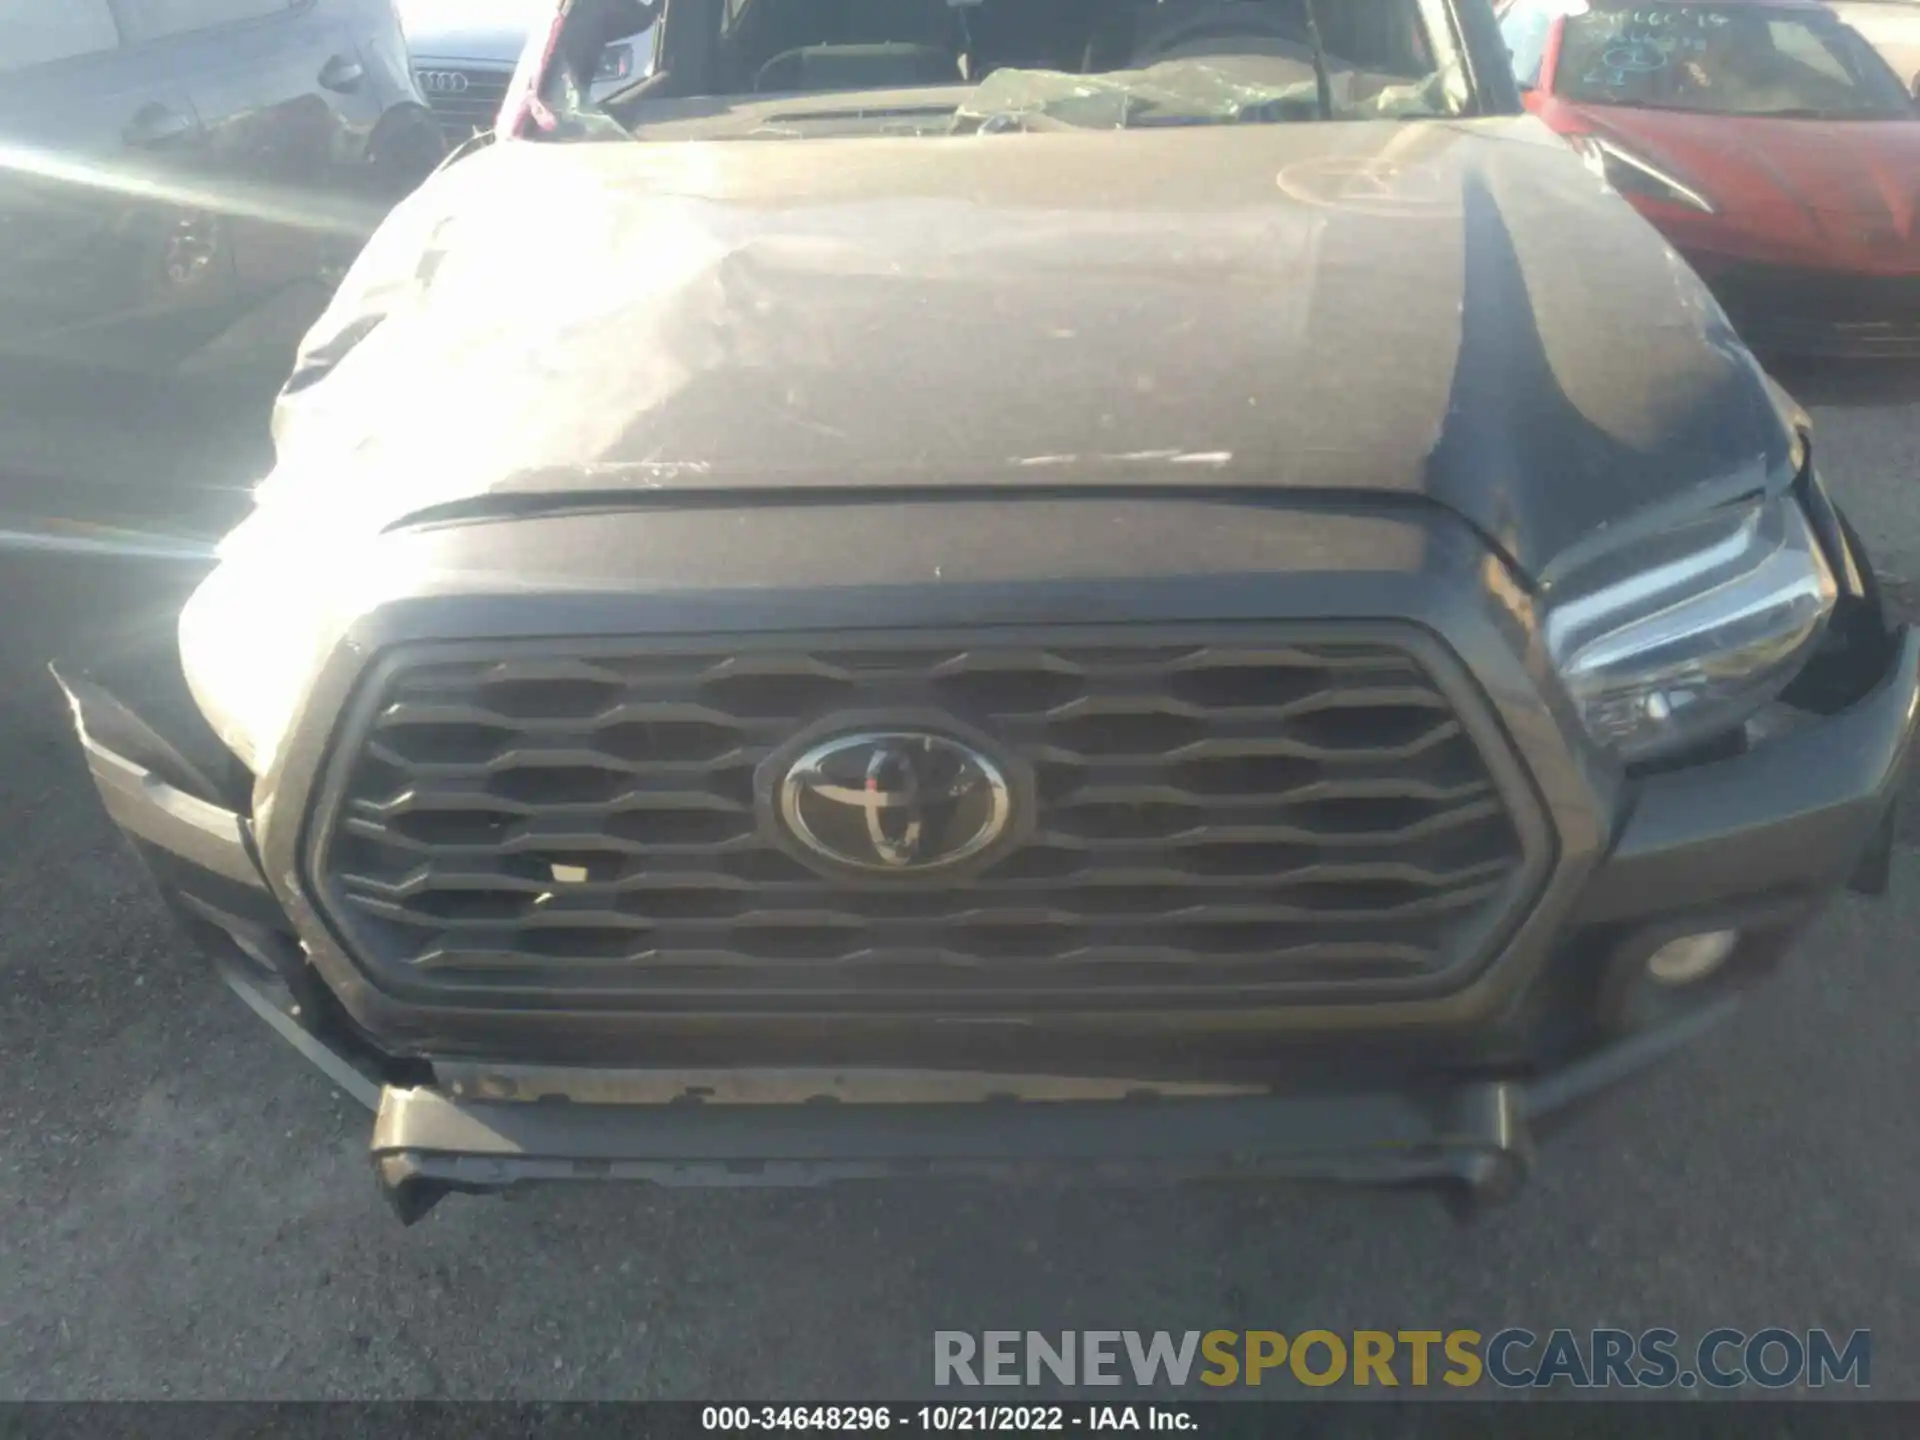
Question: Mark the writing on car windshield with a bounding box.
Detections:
[1555,3,1913,116]
[615,0,1474,136]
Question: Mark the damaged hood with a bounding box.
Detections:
[254,116,1793,578]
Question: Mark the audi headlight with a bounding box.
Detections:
[1567,133,1715,214]
[1545,494,1837,763]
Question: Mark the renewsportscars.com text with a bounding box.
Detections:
[933,1329,1870,1390]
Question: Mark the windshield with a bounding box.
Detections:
[600,0,1477,138]
[1554,3,1914,116]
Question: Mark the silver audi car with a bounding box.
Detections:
[398,0,656,141]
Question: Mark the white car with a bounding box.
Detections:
[397,0,656,142]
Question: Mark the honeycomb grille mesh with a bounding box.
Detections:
[310,633,1537,1012]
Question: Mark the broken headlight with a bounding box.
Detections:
[1545,494,1837,763]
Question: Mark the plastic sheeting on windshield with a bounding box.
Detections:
[952,53,1460,130]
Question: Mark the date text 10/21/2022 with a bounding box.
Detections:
[702,1407,1194,1432]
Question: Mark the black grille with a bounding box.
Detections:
[1709,265,1920,358]
[414,66,513,141]
[309,630,1544,1012]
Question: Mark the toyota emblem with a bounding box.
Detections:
[776,732,1014,875]
[416,70,471,95]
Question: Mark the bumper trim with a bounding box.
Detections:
[83,737,265,893]
[51,666,266,894]
[371,1082,1531,1221]
[367,1000,1737,1222]
[221,959,386,1112]
[1523,995,1739,1120]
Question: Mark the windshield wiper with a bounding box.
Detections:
[1299,0,1335,119]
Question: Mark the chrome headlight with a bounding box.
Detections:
[1545,494,1837,763]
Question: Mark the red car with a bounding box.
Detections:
[1497,0,1920,356]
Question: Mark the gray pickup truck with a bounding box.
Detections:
[56,0,1917,1225]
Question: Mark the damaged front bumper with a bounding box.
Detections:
[50,623,1920,1224]
[363,1006,1742,1223]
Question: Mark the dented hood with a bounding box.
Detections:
[256,116,1794,578]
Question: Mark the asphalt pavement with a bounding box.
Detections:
[0,364,1916,1401]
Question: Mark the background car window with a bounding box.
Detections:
[1498,0,1552,87]
[1555,4,1911,115]
[1768,17,1856,82]
[113,0,297,46]
[706,0,1468,118]
[0,0,120,72]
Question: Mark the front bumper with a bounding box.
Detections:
[53,615,1919,1221]
[368,1009,1736,1222]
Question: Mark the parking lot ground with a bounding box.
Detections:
[0,367,1916,1400]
